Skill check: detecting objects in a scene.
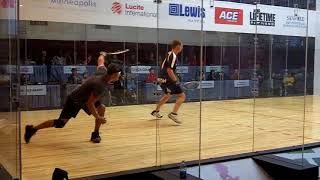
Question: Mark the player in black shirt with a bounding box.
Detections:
[24,64,122,143]
[151,40,185,124]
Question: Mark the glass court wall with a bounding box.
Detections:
[0,1,21,179]
[0,0,318,179]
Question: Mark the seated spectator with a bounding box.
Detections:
[52,50,66,65]
[283,73,295,87]
[145,68,157,83]
[68,68,82,84]
[231,69,240,80]
[20,74,29,85]
[82,71,89,83]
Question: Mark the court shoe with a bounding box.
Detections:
[90,131,101,143]
[24,125,37,144]
[151,110,163,119]
[168,112,182,124]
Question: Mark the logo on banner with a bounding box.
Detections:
[111,2,122,14]
[169,3,205,23]
[283,12,306,29]
[50,0,97,8]
[234,80,250,88]
[250,9,276,26]
[111,1,157,17]
[20,85,47,96]
[131,66,151,74]
[215,7,243,25]
[0,0,15,8]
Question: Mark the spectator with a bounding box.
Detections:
[83,54,93,65]
[231,69,240,80]
[82,71,89,83]
[37,50,49,65]
[128,54,136,65]
[256,63,264,87]
[68,68,82,84]
[109,55,123,65]
[219,71,229,80]
[207,70,218,80]
[145,67,157,83]
[52,50,66,65]
[190,55,198,66]
[149,52,156,65]
[0,68,9,85]
[20,74,29,85]
[64,51,73,65]
[283,73,296,95]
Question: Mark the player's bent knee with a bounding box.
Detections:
[54,119,68,128]
[98,104,106,112]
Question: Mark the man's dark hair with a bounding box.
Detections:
[107,63,121,75]
[171,40,182,49]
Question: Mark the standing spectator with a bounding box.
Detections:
[219,71,229,80]
[52,50,66,65]
[256,63,264,87]
[68,68,82,84]
[37,50,49,65]
[64,51,73,65]
[149,52,156,65]
[190,55,198,66]
[109,55,123,65]
[207,70,218,80]
[82,54,93,65]
[231,69,240,80]
[145,67,157,83]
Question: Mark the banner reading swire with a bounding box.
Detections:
[17,0,317,37]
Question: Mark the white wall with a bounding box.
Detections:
[21,21,239,46]
[314,1,320,95]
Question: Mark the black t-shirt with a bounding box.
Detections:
[159,51,177,84]
[68,76,107,106]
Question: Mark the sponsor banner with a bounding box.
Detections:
[176,66,188,74]
[0,0,17,20]
[283,9,307,29]
[20,85,47,96]
[234,80,250,88]
[250,8,276,27]
[198,81,215,89]
[158,2,206,30]
[20,0,158,28]
[215,7,243,25]
[205,66,227,73]
[5,65,34,74]
[20,66,34,74]
[18,0,317,37]
[130,66,151,74]
[63,66,87,74]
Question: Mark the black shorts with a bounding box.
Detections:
[59,98,102,120]
[160,83,183,95]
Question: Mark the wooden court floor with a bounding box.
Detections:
[1,95,320,179]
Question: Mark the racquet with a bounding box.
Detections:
[181,81,200,90]
[100,49,130,56]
